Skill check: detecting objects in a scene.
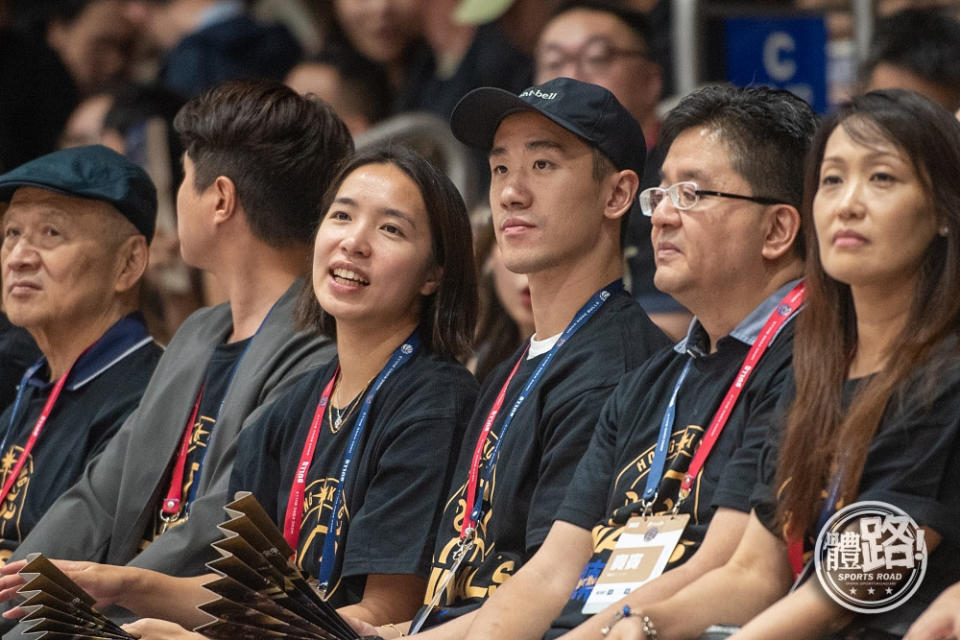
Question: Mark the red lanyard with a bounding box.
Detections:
[160,387,204,518]
[677,281,806,502]
[459,348,528,539]
[0,364,75,505]
[283,368,337,550]
[789,538,806,579]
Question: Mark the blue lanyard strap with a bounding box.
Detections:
[316,332,421,591]
[640,358,694,512]
[467,280,623,529]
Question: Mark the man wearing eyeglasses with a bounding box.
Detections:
[457,85,817,640]
[535,1,661,145]
[535,0,690,341]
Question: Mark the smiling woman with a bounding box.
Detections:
[229,145,479,625]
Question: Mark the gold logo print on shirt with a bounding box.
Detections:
[425,434,513,604]
[591,424,706,565]
[0,446,33,541]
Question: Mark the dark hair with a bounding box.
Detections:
[103,82,186,193]
[307,49,391,126]
[173,79,354,248]
[12,0,95,37]
[297,146,479,361]
[777,89,960,539]
[472,219,525,382]
[660,85,819,257]
[552,0,652,58]
[861,8,960,111]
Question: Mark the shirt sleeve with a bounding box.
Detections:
[855,370,960,540]
[542,383,622,539]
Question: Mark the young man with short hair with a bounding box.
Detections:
[535,0,690,341]
[365,76,671,640]
[1,79,351,594]
[457,84,818,640]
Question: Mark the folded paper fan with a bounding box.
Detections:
[6,553,138,639]
[195,492,380,640]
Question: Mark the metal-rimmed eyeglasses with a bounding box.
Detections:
[535,35,649,79]
[638,181,784,217]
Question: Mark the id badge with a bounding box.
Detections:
[582,514,689,614]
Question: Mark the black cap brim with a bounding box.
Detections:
[450,86,537,151]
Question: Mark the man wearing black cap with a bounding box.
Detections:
[358,77,669,639]
[0,144,163,554]
[451,85,816,640]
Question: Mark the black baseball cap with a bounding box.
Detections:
[0,145,157,241]
[450,77,646,175]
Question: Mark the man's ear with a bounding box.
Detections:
[603,170,639,221]
[114,235,149,294]
[761,204,801,261]
[211,176,239,226]
[420,264,443,296]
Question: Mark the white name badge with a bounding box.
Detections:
[582,514,689,614]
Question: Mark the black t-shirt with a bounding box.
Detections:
[0,313,40,412]
[143,338,250,542]
[0,315,161,552]
[229,348,478,608]
[419,289,670,627]
[752,353,960,637]
[545,290,798,637]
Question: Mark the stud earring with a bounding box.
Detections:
[939,225,950,237]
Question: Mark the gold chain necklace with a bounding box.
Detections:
[328,375,372,434]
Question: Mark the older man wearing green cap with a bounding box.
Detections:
[0,144,163,555]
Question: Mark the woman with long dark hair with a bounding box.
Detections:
[598,90,960,639]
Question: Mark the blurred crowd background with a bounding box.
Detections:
[2,0,960,348]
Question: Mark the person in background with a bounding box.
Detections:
[470,216,534,383]
[121,0,302,98]
[0,144,163,554]
[100,83,204,343]
[862,7,960,112]
[534,0,689,341]
[285,50,391,136]
[395,0,534,120]
[10,0,137,97]
[316,0,422,104]
[0,26,79,172]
